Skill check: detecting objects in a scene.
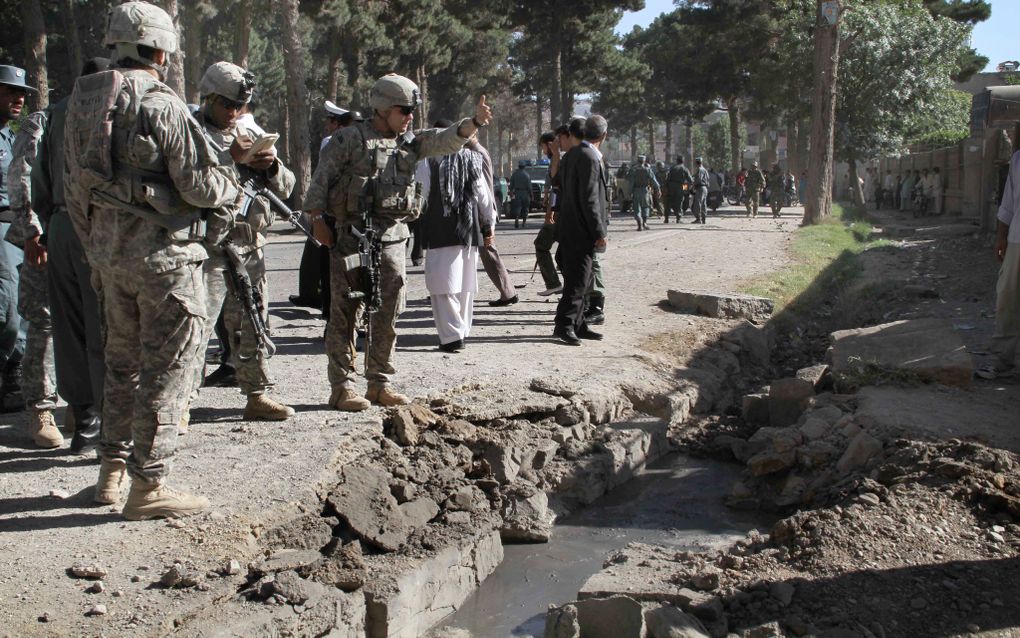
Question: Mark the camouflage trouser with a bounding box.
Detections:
[327,233,405,390]
[191,248,271,397]
[746,193,761,217]
[770,192,783,216]
[17,262,56,411]
[98,262,206,485]
[534,223,560,290]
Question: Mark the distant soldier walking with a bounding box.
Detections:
[691,157,710,224]
[767,164,785,218]
[629,156,659,231]
[509,160,532,228]
[664,156,692,223]
[745,161,766,218]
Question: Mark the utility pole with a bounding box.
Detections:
[803,0,841,225]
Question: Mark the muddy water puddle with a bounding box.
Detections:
[439,453,770,636]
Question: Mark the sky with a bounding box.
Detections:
[616,0,1018,72]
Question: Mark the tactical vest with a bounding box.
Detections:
[328,122,424,242]
[667,165,691,187]
[65,69,206,242]
[632,167,651,188]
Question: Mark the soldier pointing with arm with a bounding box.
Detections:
[304,74,492,412]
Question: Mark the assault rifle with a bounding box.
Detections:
[221,240,276,361]
[342,179,382,373]
[240,176,321,246]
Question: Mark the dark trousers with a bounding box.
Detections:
[554,242,594,331]
[534,223,560,289]
[297,238,322,303]
[47,211,105,409]
[408,220,423,263]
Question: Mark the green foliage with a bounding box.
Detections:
[1002,73,1020,87]
[835,2,970,162]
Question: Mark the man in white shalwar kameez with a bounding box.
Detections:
[416,138,496,352]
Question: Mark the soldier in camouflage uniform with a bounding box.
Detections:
[188,61,296,423]
[767,164,786,218]
[745,161,766,218]
[6,109,62,449]
[629,156,660,231]
[305,74,492,411]
[64,2,240,519]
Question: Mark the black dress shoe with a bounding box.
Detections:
[553,325,582,346]
[438,339,464,353]
[577,325,604,340]
[488,295,519,307]
[70,417,101,455]
[584,311,606,326]
[203,364,238,388]
[288,295,321,309]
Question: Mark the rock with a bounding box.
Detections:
[910,596,926,609]
[742,393,770,425]
[389,407,419,446]
[532,440,560,470]
[829,318,974,389]
[69,563,108,580]
[769,378,814,427]
[676,588,724,621]
[747,449,797,476]
[836,432,883,475]
[327,465,414,552]
[399,497,440,528]
[444,511,472,525]
[799,417,831,441]
[555,403,590,426]
[545,603,581,638]
[445,486,479,512]
[85,604,107,617]
[768,581,795,606]
[48,489,70,499]
[435,385,569,421]
[390,480,417,503]
[530,377,580,398]
[266,570,325,605]
[86,581,105,594]
[644,605,710,638]
[483,443,522,483]
[434,419,478,443]
[500,483,555,543]
[728,321,772,369]
[575,595,646,638]
[223,559,243,576]
[256,549,324,574]
[858,492,881,507]
[160,564,200,588]
[744,621,783,638]
[691,569,720,591]
[666,289,774,322]
[749,427,803,453]
[812,404,844,425]
[796,364,830,389]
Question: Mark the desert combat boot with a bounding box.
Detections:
[94,459,127,504]
[243,393,296,421]
[366,384,411,407]
[28,409,63,448]
[329,387,371,412]
[122,481,210,520]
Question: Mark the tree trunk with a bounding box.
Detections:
[803,0,841,225]
[279,0,312,207]
[685,118,694,166]
[155,0,186,98]
[847,154,865,206]
[327,43,342,102]
[535,93,543,154]
[665,120,673,162]
[727,97,742,174]
[418,65,429,130]
[562,90,573,125]
[629,128,637,161]
[786,122,799,175]
[21,0,48,111]
[647,121,655,160]
[184,4,203,104]
[61,0,83,79]
[236,0,253,68]
[552,45,564,124]
[796,118,809,176]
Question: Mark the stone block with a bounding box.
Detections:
[836,431,883,475]
[575,596,646,638]
[795,364,830,389]
[829,318,974,389]
[742,393,770,425]
[746,449,796,476]
[500,484,555,543]
[768,378,814,427]
[545,604,581,638]
[667,289,775,322]
[644,605,710,638]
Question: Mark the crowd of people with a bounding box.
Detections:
[853,166,945,216]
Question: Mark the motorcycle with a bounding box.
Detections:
[707,190,724,212]
[725,185,747,207]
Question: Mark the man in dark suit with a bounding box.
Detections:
[553,115,609,345]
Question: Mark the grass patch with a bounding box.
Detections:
[742,203,889,319]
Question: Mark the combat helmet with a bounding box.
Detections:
[369,74,421,114]
[104,2,178,79]
[199,62,256,104]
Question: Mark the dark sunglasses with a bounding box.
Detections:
[218,95,246,111]
[395,104,415,116]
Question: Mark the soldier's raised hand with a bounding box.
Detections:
[474,95,492,128]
